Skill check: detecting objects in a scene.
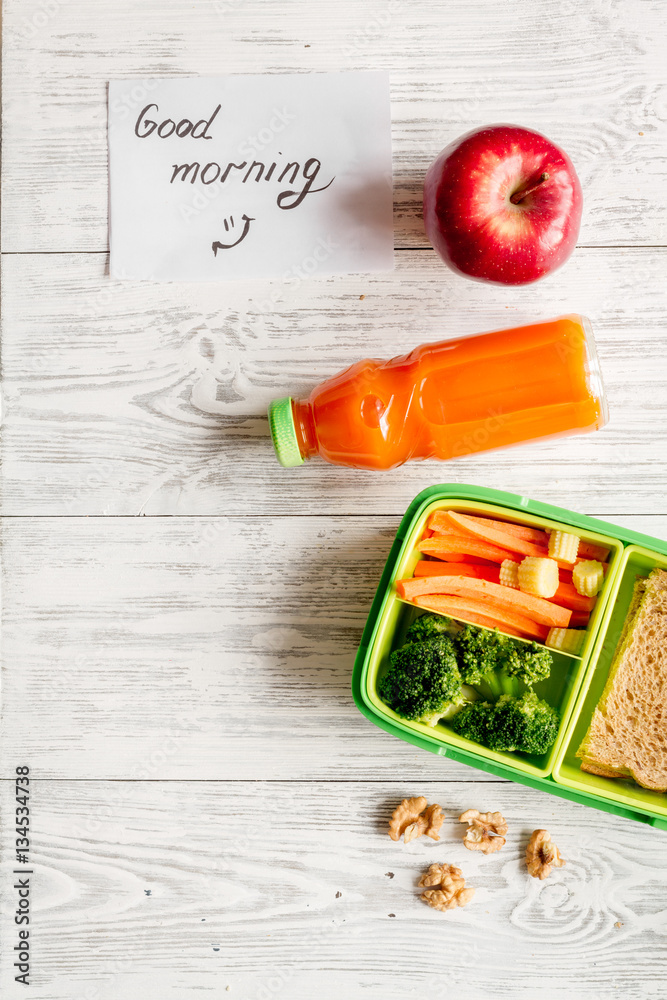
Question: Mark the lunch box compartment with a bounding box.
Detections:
[361,497,623,779]
[553,545,667,823]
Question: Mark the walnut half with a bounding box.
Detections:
[388,797,444,843]
[525,829,565,879]
[419,862,475,911]
[459,809,508,854]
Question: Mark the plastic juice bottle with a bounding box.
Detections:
[268,315,608,471]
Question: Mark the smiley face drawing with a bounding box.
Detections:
[212,214,254,254]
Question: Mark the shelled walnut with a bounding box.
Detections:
[525,829,565,879]
[388,797,444,843]
[419,863,475,911]
[459,809,508,853]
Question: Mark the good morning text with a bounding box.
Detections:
[134,102,335,212]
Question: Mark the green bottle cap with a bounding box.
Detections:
[268,397,305,467]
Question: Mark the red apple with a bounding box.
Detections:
[423,124,583,285]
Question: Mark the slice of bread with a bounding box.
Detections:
[577,567,667,792]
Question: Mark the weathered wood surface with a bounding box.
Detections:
[2,0,665,252]
[2,248,667,516]
[1,779,666,1000]
[1,513,666,780]
[2,0,667,997]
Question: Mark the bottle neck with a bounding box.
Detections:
[292,400,318,460]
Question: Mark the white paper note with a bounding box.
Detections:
[108,73,394,282]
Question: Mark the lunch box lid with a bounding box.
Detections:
[351,483,667,830]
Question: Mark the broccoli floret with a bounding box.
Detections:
[450,691,559,755]
[454,624,515,685]
[447,699,492,745]
[404,612,461,645]
[455,627,552,699]
[503,642,553,686]
[509,691,560,754]
[379,636,464,727]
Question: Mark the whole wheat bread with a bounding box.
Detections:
[577,567,667,792]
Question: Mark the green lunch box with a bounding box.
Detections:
[351,484,667,829]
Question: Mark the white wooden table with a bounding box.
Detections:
[2,2,667,997]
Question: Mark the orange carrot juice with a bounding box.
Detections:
[268,315,608,470]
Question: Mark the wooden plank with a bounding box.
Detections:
[2,248,666,516]
[2,0,666,252]
[2,514,666,780]
[2,1,666,996]
[1,777,665,999]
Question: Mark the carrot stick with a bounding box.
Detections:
[425,517,459,535]
[550,582,595,613]
[425,553,498,565]
[397,575,571,627]
[414,561,500,582]
[427,510,610,563]
[414,562,479,578]
[577,540,611,561]
[413,595,550,641]
[443,510,549,558]
[430,511,548,546]
[415,599,525,637]
[569,610,591,628]
[415,562,484,578]
[418,535,518,564]
[414,599,524,637]
[427,512,458,533]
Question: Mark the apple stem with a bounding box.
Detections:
[509,172,550,205]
